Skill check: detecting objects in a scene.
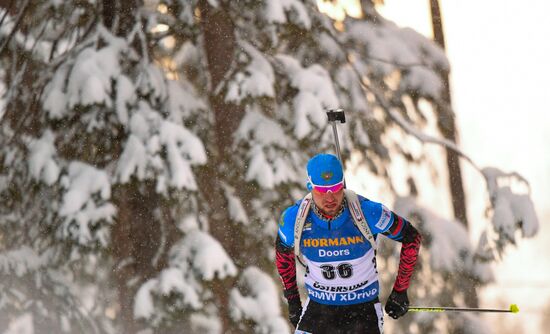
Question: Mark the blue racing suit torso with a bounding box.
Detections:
[277,195,399,306]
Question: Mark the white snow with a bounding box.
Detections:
[226,42,275,103]
[263,0,286,24]
[67,46,122,108]
[177,215,200,233]
[115,135,148,183]
[43,43,133,118]
[158,268,201,308]
[59,162,116,245]
[2,2,542,334]
[245,145,275,189]
[190,313,222,334]
[293,91,324,139]
[134,279,157,320]
[2,313,34,334]
[236,107,290,147]
[207,0,219,8]
[168,79,207,121]
[27,130,60,185]
[275,55,338,138]
[380,94,476,166]
[482,167,539,244]
[43,66,69,119]
[159,120,206,190]
[134,268,201,322]
[347,20,449,71]
[319,32,346,61]
[223,184,250,225]
[170,229,237,281]
[173,41,200,68]
[261,0,311,28]
[284,0,311,29]
[138,64,168,101]
[115,75,136,126]
[335,66,369,114]
[129,107,152,141]
[459,313,495,334]
[59,162,112,216]
[394,197,476,273]
[229,266,290,334]
[290,64,339,110]
[272,156,301,185]
[236,106,302,187]
[0,246,44,277]
[346,19,449,99]
[399,66,443,99]
[116,102,207,192]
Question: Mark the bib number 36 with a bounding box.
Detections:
[320,263,353,280]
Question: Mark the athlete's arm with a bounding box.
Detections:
[360,196,422,318]
[360,198,423,285]
[275,235,302,327]
[382,212,422,319]
[275,205,302,327]
[383,216,422,291]
[275,235,300,302]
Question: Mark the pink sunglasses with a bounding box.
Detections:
[309,176,345,194]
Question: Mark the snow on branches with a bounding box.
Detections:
[59,162,116,247]
[229,266,290,333]
[134,229,237,325]
[476,167,539,259]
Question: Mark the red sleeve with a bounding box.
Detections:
[393,223,422,292]
[275,235,300,301]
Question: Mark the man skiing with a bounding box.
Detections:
[275,153,422,333]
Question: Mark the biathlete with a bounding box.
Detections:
[275,153,422,333]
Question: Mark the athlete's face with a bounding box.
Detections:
[312,187,345,216]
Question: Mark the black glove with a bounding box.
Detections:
[385,289,409,319]
[288,298,303,328]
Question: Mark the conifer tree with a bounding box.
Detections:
[0,1,538,333]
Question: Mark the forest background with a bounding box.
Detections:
[0,1,547,333]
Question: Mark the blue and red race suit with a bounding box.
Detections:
[275,194,421,330]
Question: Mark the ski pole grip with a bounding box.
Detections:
[326,109,346,123]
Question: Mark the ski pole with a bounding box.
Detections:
[326,108,346,164]
[408,304,519,314]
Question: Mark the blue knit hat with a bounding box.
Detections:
[306,154,344,191]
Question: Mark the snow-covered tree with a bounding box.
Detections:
[0,0,539,333]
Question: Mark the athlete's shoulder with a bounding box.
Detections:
[277,200,302,247]
[356,194,394,234]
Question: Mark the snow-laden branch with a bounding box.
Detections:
[362,75,479,170]
[310,13,539,262]
[229,266,290,333]
[309,13,479,170]
[356,65,539,258]
[0,0,31,55]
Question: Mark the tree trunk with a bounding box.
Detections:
[197,1,246,332]
[429,0,469,229]
[112,183,170,333]
[430,0,479,311]
[101,2,175,333]
[198,0,244,157]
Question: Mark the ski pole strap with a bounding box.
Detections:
[345,190,376,250]
[409,304,519,313]
[294,193,312,260]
